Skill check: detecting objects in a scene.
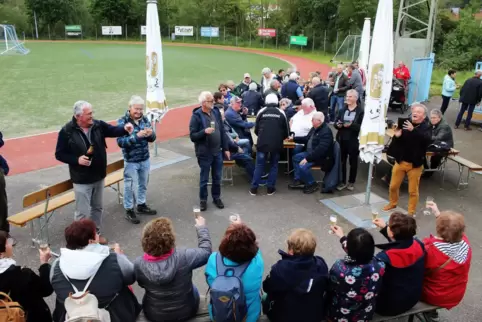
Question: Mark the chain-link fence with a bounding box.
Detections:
[22,23,358,58]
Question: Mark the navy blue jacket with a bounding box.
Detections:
[375,226,425,316]
[116,111,156,163]
[225,107,255,139]
[189,107,228,157]
[0,132,8,175]
[308,84,329,114]
[263,250,329,322]
[294,122,334,165]
[281,80,302,104]
[241,90,264,116]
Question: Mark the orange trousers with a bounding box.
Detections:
[388,161,423,215]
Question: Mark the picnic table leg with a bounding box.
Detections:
[456,163,464,190]
[29,221,35,246]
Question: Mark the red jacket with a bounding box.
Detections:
[393,66,411,82]
[422,234,472,309]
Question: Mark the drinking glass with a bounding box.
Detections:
[193,205,201,219]
[108,242,117,251]
[371,207,379,228]
[38,239,49,252]
[424,196,434,216]
[328,214,337,234]
[229,213,240,223]
[210,121,215,129]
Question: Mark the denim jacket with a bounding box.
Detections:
[117,111,156,163]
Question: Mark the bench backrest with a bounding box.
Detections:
[22,159,125,209]
[23,179,73,208]
[106,159,124,174]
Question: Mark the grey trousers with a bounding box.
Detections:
[73,179,104,233]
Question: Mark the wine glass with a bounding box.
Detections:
[328,214,337,234]
[193,205,201,219]
[371,207,379,228]
[424,196,434,216]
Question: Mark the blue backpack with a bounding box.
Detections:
[210,253,250,322]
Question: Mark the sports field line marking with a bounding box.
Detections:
[6,42,306,141]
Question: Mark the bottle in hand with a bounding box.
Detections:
[86,145,94,160]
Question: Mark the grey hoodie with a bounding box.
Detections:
[348,69,364,96]
[134,225,212,322]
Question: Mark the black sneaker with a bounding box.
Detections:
[249,187,258,196]
[137,204,157,215]
[213,199,225,209]
[125,209,140,224]
[200,200,207,211]
[288,180,305,189]
[303,183,319,194]
[267,187,276,195]
[261,173,269,180]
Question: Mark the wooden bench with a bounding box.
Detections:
[7,159,126,247]
[222,160,235,186]
[448,155,482,190]
[183,296,437,322]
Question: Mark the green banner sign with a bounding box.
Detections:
[290,35,307,46]
[65,25,82,32]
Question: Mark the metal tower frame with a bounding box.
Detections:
[394,0,438,57]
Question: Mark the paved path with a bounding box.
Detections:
[2,42,330,175]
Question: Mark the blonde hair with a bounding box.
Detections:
[436,211,465,243]
[287,229,317,256]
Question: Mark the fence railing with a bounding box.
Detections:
[22,23,355,56]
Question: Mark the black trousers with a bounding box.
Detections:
[440,95,451,115]
[0,170,9,233]
[340,139,360,184]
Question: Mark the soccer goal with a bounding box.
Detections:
[331,35,361,64]
[0,24,30,55]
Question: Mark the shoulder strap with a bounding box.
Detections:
[61,268,99,294]
[428,257,452,275]
[216,253,251,278]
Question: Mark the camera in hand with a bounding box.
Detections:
[86,145,94,160]
[397,117,410,129]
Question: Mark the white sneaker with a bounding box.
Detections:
[347,183,355,191]
[336,183,347,191]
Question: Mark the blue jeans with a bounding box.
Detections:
[231,153,255,179]
[198,152,223,201]
[252,151,280,188]
[292,152,315,185]
[330,95,345,122]
[455,103,476,128]
[237,139,252,155]
[123,159,150,210]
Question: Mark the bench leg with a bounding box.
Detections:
[456,163,469,190]
[30,221,35,247]
[117,182,122,204]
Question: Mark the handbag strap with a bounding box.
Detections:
[428,257,452,275]
[61,268,98,294]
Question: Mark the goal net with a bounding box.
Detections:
[331,35,361,64]
[0,24,30,55]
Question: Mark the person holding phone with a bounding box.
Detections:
[335,90,364,191]
[383,103,431,216]
[117,95,158,225]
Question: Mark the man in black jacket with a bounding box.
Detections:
[0,132,12,244]
[189,91,230,211]
[250,94,289,196]
[307,77,329,117]
[384,103,431,216]
[288,112,334,194]
[55,100,133,242]
[329,64,350,123]
[242,83,264,116]
[455,70,482,130]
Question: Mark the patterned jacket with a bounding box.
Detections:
[326,253,385,322]
[117,111,156,163]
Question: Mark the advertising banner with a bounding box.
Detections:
[174,26,194,36]
[200,27,219,37]
[65,25,82,36]
[289,35,308,46]
[258,28,276,37]
[102,26,122,36]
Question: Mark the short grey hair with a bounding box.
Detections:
[430,109,443,118]
[301,98,315,107]
[411,102,428,116]
[475,70,482,76]
[280,98,292,106]
[312,111,325,123]
[249,82,257,91]
[262,67,271,75]
[311,77,321,85]
[198,91,212,104]
[289,72,299,81]
[230,96,240,105]
[128,95,144,107]
[270,79,280,88]
[73,100,92,116]
[347,89,359,99]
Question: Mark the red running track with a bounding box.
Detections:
[2,43,330,175]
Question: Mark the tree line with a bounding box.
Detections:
[0,0,481,70]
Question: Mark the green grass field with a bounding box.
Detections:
[0,42,286,138]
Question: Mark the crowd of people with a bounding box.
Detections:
[0,201,471,322]
[0,63,477,322]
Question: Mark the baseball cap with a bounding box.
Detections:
[233,96,242,103]
[244,73,251,78]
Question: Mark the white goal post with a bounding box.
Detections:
[0,24,30,55]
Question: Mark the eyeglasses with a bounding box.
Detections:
[205,100,214,103]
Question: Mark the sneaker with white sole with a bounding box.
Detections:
[346,183,355,191]
[336,183,347,191]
